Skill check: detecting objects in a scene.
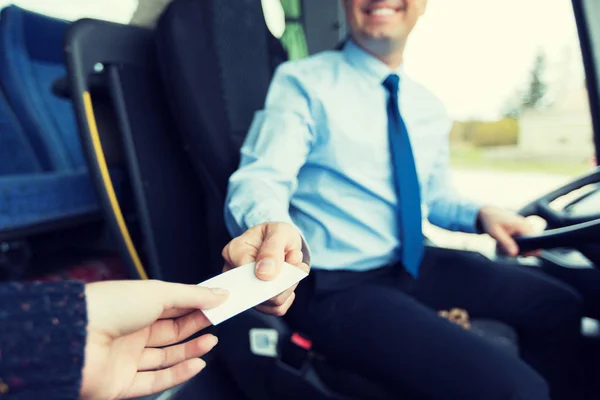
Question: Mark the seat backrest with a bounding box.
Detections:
[155,0,287,270]
[0,87,42,175]
[0,5,83,171]
[64,17,215,283]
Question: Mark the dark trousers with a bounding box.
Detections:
[284,247,584,400]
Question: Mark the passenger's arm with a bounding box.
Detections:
[0,280,227,400]
[0,281,87,399]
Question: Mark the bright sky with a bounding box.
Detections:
[0,0,137,23]
[404,0,586,120]
[0,0,587,121]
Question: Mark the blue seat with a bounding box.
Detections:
[0,5,99,237]
[0,5,82,170]
[0,170,98,232]
[0,88,40,176]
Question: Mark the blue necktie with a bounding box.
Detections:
[383,74,424,278]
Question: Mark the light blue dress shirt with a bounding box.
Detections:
[225,40,482,272]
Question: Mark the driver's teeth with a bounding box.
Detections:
[371,8,396,16]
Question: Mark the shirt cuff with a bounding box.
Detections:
[458,201,484,234]
[244,210,312,266]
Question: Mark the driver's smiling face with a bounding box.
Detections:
[343,0,426,46]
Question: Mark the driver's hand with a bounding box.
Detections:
[222,222,310,316]
[477,205,541,257]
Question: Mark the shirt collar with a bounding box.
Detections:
[342,39,406,87]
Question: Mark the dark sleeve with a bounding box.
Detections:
[0,281,87,399]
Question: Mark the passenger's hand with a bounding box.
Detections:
[477,205,541,257]
[81,280,228,400]
[222,222,310,316]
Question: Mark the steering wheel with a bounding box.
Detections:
[513,167,600,254]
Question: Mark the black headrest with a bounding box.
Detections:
[156,0,286,197]
[155,0,287,264]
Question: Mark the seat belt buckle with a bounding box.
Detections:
[278,332,313,372]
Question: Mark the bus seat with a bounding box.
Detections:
[64,18,208,283]
[0,5,83,170]
[0,88,40,175]
[0,79,97,278]
[0,170,98,234]
[155,0,286,271]
[154,0,521,399]
[0,5,101,241]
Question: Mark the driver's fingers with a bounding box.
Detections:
[286,252,310,276]
[489,225,519,256]
[147,310,212,347]
[256,291,296,316]
[222,236,259,269]
[514,218,536,235]
[261,284,298,308]
[286,249,304,265]
[138,334,218,371]
[255,233,287,281]
[222,262,234,273]
[125,359,206,399]
[522,249,543,257]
